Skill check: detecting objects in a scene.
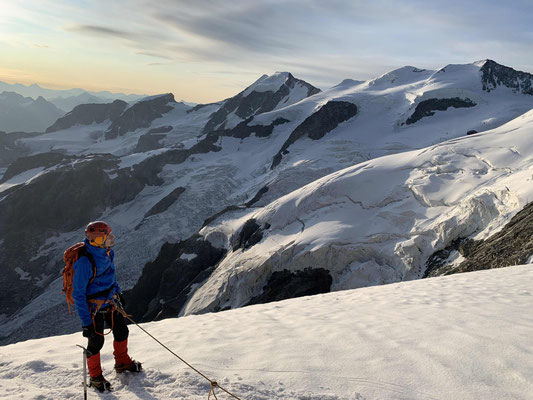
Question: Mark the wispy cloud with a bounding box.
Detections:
[3,0,533,101]
[136,51,174,60]
[67,24,132,39]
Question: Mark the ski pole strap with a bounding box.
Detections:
[112,300,243,400]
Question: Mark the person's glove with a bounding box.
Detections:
[82,324,96,338]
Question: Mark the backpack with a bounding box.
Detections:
[61,242,97,314]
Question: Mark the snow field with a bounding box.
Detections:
[1,265,532,399]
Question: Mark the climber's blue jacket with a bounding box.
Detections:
[72,239,121,326]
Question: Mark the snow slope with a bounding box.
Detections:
[0,265,532,399]
[186,108,533,315]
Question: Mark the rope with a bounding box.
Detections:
[113,299,243,400]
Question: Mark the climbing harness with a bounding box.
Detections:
[88,297,116,336]
[112,298,243,400]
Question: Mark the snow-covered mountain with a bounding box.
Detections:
[175,110,533,317]
[0,265,532,399]
[0,92,65,132]
[1,60,533,344]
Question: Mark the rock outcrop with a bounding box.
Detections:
[272,100,357,168]
[134,126,173,152]
[45,100,127,133]
[0,152,67,182]
[209,117,289,140]
[106,94,176,139]
[480,59,533,95]
[246,268,332,305]
[424,201,533,277]
[203,73,320,133]
[405,98,476,125]
[144,187,186,218]
[0,131,37,168]
[124,235,226,321]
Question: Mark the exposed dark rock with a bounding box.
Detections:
[0,154,145,317]
[134,133,166,152]
[106,94,175,139]
[0,131,38,168]
[245,185,269,207]
[202,205,245,227]
[210,117,289,140]
[0,152,68,183]
[124,235,226,321]
[466,130,478,135]
[405,98,476,125]
[203,73,320,133]
[423,238,467,278]
[424,201,533,277]
[186,103,214,114]
[144,187,186,218]
[147,126,173,134]
[480,60,533,95]
[134,126,172,152]
[247,268,333,305]
[271,101,358,168]
[232,219,266,251]
[131,134,221,186]
[45,100,127,133]
[200,186,269,228]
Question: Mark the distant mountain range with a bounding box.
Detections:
[0,81,149,130]
[0,92,64,133]
[0,81,146,104]
[1,60,533,344]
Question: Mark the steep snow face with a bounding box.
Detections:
[183,110,533,315]
[0,265,532,400]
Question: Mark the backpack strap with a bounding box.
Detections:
[78,245,97,285]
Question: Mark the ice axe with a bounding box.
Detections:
[76,344,88,400]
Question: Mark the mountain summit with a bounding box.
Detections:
[203,72,320,133]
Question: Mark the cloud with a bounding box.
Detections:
[5,0,533,101]
[136,51,174,60]
[66,24,132,40]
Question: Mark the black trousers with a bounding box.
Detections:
[87,308,129,356]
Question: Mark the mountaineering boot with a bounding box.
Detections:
[115,359,142,373]
[89,374,112,392]
[113,339,142,373]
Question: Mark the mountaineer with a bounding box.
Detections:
[70,221,142,391]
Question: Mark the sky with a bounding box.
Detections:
[1,0,533,103]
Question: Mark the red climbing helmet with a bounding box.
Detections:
[85,221,112,242]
